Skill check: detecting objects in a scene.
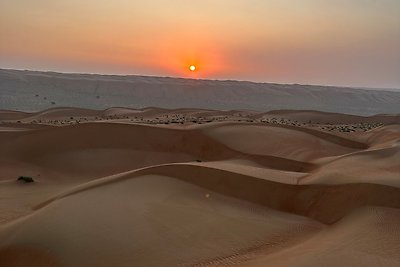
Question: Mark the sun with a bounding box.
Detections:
[189,65,196,72]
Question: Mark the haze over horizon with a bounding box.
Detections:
[1,0,400,88]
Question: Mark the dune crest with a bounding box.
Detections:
[0,107,399,266]
[2,68,400,115]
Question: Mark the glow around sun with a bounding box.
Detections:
[189,65,196,72]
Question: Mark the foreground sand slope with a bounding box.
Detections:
[233,206,400,267]
[0,108,399,266]
[1,162,399,266]
[0,175,323,267]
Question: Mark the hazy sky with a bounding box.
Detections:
[1,0,399,88]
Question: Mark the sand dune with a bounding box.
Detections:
[0,175,323,267]
[303,145,400,188]
[33,162,400,224]
[233,206,400,267]
[2,68,400,115]
[202,124,364,161]
[0,107,399,266]
[261,110,400,124]
[0,110,30,120]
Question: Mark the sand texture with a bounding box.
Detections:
[2,68,400,115]
[0,107,399,266]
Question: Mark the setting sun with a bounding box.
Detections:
[189,65,196,72]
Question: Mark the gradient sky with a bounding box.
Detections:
[1,0,399,88]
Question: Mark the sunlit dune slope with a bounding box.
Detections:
[0,175,323,267]
[0,107,399,267]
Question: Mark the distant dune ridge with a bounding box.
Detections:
[0,69,399,266]
[1,68,400,115]
[0,106,399,266]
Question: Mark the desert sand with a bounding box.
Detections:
[0,107,399,267]
[2,69,400,115]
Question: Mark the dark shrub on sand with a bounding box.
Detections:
[17,176,34,183]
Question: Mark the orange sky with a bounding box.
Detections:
[1,0,399,88]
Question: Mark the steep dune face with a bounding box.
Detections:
[0,123,235,180]
[35,163,400,224]
[0,108,399,266]
[302,145,400,188]
[1,122,334,181]
[1,165,399,266]
[202,124,361,161]
[363,125,400,146]
[302,125,400,188]
[2,68,400,115]
[0,175,323,267]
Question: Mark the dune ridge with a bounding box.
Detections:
[0,107,399,266]
[2,68,400,115]
[33,162,400,224]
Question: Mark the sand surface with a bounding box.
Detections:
[2,68,400,115]
[0,107,399,266]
